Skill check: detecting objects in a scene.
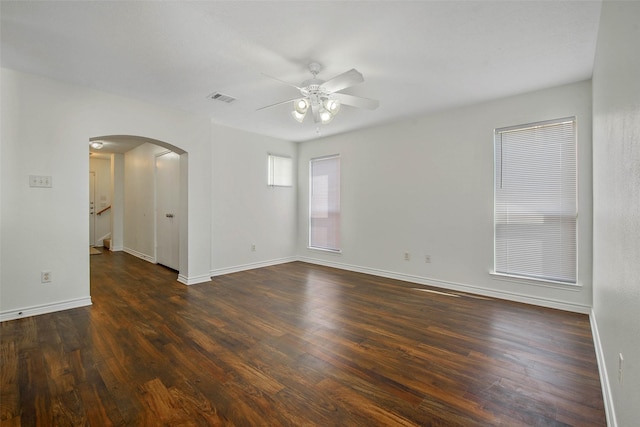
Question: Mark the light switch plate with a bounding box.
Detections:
[29,175,52,188]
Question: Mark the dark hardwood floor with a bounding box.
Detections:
[1,251,605,426]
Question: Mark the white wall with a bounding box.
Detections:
[1,69,91,316]
[0,68,213,319]
[89,157,111,246]
[211,126,297,275]
[123,142,168,262]
[0,67,299,319]
[592,1,640,425]
[298,81,593,312]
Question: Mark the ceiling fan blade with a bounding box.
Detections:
[256,97,299,111]
[332,92,380,110]
[321,69,364,93]
[261,73,302,90]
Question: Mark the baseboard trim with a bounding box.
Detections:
[211,257,298,277]
[0,297,92,322]
[590,309,617,427]
[123,247,156,264]
[177,273,212,286]
[297,256,591,314]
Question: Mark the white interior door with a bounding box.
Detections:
[155,152,180,270]
[89,171,96,247]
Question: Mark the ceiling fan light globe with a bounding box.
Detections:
[294,98,309,114]
[324,98,341,114]
[320,109,334,124]
[292,110,306,123]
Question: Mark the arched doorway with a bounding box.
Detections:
[89,135,188,281]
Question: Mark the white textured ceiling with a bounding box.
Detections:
[1,1,602,142]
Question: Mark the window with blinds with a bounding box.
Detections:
[309,155,341,251]
[267,154,292,187]
[494,117,577,284]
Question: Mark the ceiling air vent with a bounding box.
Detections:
[207,92,236,104]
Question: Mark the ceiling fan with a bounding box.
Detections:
[258,62,379,125]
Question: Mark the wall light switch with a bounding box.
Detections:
[29,175,52,188]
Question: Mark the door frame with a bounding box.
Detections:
[154,150,180,270]
[89,171,96,247]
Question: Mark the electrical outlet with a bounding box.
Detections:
[404,252,410,261]
[425,255,431,263]
[618,353,624,384]
[41,271,52,283]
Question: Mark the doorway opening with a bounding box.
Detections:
[89,135,188,281]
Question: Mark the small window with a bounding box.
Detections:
[494,117,577,284]
[267,154,292,187]
[309,155,341,252]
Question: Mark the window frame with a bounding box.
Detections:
[493,117,578,285]
[267,153,293,187]
[308,154,341,253]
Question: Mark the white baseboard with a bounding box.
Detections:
[0,297,92,322]
[210,256,298,277]
[123,247,156,264]
[178,273,212,286]
[590,309,617,427]
[297,256,591,314]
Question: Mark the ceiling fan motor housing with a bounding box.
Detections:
[300,81,325,96]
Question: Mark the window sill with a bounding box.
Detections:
[307,246,342,255]
[489,271,582,290]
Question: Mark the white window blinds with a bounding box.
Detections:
[494,118,577,283]
[268,154,293,187]
[309,155,341,251]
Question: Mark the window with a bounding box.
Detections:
[494,117,577,284]
[309,155,341,251]
[267,154,292,187]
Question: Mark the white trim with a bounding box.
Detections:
[590,309,617,427]
[495,116,576,134]
[306,246,342,254]
[297,256,591,314]
[490,271,582,290]
[177,273,212,286]
[123,247,156,264]
[211,257,297,277]
[0,297,92,322]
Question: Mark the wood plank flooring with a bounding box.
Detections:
[1,251,606,426]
